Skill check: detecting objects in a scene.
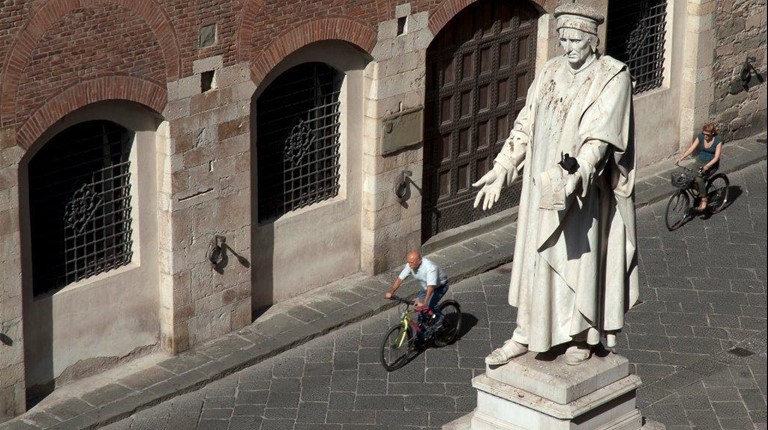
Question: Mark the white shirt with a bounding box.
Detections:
[398,257,448,290]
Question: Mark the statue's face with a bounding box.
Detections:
[558,28,594,69]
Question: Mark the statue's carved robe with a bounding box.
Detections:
[494,55,639,353]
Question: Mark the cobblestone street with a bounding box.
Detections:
[97,161,766,430]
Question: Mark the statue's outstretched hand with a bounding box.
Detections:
[472,164,514,210]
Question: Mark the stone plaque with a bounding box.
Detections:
[380,106,423,156]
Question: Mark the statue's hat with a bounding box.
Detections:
[553,3,605,35]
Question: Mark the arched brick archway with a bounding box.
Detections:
[0,0,180,129]
[16,77,167,150]
[235,0,266,64]
[428,0,552,35]
[248,18,377,85]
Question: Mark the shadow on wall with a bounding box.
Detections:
[250,134,275,319]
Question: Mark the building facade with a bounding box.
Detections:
[0,0,765,419]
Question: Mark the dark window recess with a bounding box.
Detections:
[256,62,342,222]
[606,0,668,94]
[29,120,134,296]
[201,70,215,92]
[397,16,407,35]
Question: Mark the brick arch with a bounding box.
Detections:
[1,0,180,128]
[235,0,266,63]
[16,76,167,150]
[428,0,551,35]
[249,17,377,85]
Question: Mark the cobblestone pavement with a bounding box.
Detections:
[98,162,767,430]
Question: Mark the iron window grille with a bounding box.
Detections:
[606,0,668,94]
[29,120,134,296]
[257,62,342,222]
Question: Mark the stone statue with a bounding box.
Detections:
[473,3,639,366]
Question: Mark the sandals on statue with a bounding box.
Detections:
[485,339,528,365]
[565,342,592,366]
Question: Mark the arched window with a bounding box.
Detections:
[256,62,342,222]
[29,120,134,296]
[606,0,668,94]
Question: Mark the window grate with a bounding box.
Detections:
[606,0,667,94]
[256,63,342,222]
[29,120,134,296]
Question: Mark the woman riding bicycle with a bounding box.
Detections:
[677,122,723,211]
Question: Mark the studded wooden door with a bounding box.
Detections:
[422,0,538,242]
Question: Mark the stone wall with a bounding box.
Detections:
[362,4,430,274]
[159,59,255,352]
[0,129,24,419]
[712,0,767,140]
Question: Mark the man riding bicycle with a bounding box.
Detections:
[385,250,449,335]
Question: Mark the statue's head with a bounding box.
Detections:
[553,3,604,70]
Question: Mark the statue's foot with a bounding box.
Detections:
[564,342,591,366]
[485,340,528,365]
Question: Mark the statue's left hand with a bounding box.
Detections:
[472,164,508,210]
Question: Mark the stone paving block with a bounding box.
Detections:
[326,409,376,424]
[328,392,354,410]
[262,408,298,419]
[301,376,331,401]
[303,362,333,377]
[269,378,300,394]
[232,404,264,416]
[358,363,388,380]
[42,397,93,422]
[258,418,294,430]
[353,395,403,411]
[188,417,231,430]
[272,357,305,378]
[294,424,340,430]
[227,415,263,430]
[16,412,60,429]
[665,326,695,338]
[286,305,325,324]
[296,401,328,423]
[80,383,135,408]
[330,370,358,392]
[356,379,387,395]
[402,394,450,412]
[685,410,720,429]
[266,391,300,409]
[388,382,445,396]
[235,390,268,406]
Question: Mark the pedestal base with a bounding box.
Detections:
[443,352,664,430]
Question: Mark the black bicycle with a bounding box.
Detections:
[379,295,462,371]
[665,164,729,231]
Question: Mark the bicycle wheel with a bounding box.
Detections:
[706,173,730,214]
[665,191,690,231]
[380,324,412,371]
[433,300,462,347]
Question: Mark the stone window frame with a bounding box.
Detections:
[20,101,161,300]
[251,41,368,224]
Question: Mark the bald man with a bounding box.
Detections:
[386,250,449,310]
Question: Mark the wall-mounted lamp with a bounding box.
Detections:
[729,57,762,95]
[393,170,412,203]
[207,235,226,266]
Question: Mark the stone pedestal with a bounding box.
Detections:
[444,352,664,430]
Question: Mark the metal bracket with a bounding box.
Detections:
[207,235,226,266]
[393,170,413,203]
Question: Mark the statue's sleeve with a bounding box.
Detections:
[494,74,537,172]
[574,70,633,194]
